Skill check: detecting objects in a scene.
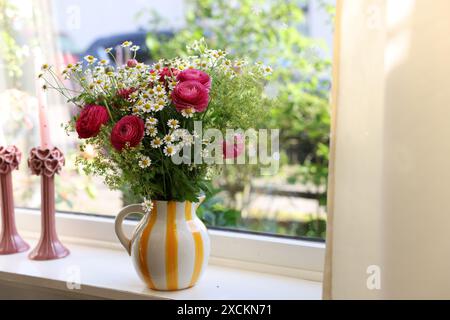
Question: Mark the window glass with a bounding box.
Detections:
[0,0,335,240]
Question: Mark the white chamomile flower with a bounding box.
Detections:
[146,127,158,137]
[129,91,139,100]
[167,119,180,130]
[163,145,178,157]
[262,65,273,76]
[130,45,140,52]
[142,103,152,113]
[154,103,164,112]
[151,137,163,148]
[182,133,194,146]
[181,107,195,118]
[84,55,97,64]
[146,117,158,126]
[163,134,175,144]
[139,156,152,169]
[153,62,162,71]
[121,41,133,48]
[98,59,109,66]
[168,80,178,90]
[149,72,158,81]
[155,85,165,93]
[105,47,113,54]
[142,198,154,214]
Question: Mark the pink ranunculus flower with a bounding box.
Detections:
[75,105,110,139]
[127,59,138,68]
[110,115,145,152]
[117,87,136,100]
[177,69,211,91]
[223,134,245,159]
[158,67,179,83]
[171,80,210,113]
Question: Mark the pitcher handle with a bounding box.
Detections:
[115,204,144,255]
[197,195,206,209]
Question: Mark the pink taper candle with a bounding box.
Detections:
[37,84,51,149]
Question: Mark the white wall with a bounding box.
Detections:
[329,0,450,299]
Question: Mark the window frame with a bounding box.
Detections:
[15,208,325,282]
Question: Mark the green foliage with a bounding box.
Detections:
[144,0,332,200]
[272,89,330,188]
[141,0,333,238]
[203,68,271,132]
[197,188,326,239]
[0,0,26,86]
[197,194,241,227]
[44,40,273,204]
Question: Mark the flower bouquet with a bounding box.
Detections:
[40,39,272,290]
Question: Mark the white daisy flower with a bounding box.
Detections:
[153,62,162,71]
[181,107,195,118]
[105,47,113,54]
[149,72,158,81]
[139,156,152,169]
[142,103,152,113]
[98,59,109,66]
[146,117,158,126]
[142,198,154,214]
[168,80,178,90]
[173,129,194,146]
[84,55,97,64]
[154,103,164,112]
[155,85,165,94]
[121,41,133,48]
[146,127,158,137]
[182,133,194,146]
[163,145,178,157]
[151,137,163,148]
[262,65,273,76]
[130,45,140,52]
[163,134,175,144]
[129,91,139,100]
[167,119,180,130]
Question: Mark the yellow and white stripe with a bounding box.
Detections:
[130,201,210,291]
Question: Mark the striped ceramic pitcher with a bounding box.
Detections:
[115,200,210,291]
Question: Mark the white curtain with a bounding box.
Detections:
[0,0,63,147]
[324,0,450,299]
[0,0,67,207]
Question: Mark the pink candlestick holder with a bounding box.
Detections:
[0,146,30,255]
[28,147,69,260]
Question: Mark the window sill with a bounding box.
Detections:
[14,209,326,282]
[0,235,322,300]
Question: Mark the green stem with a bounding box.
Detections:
[103,100,115,122]
[159,149,167,197]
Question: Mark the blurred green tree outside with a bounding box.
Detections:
[139,0,334,239]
